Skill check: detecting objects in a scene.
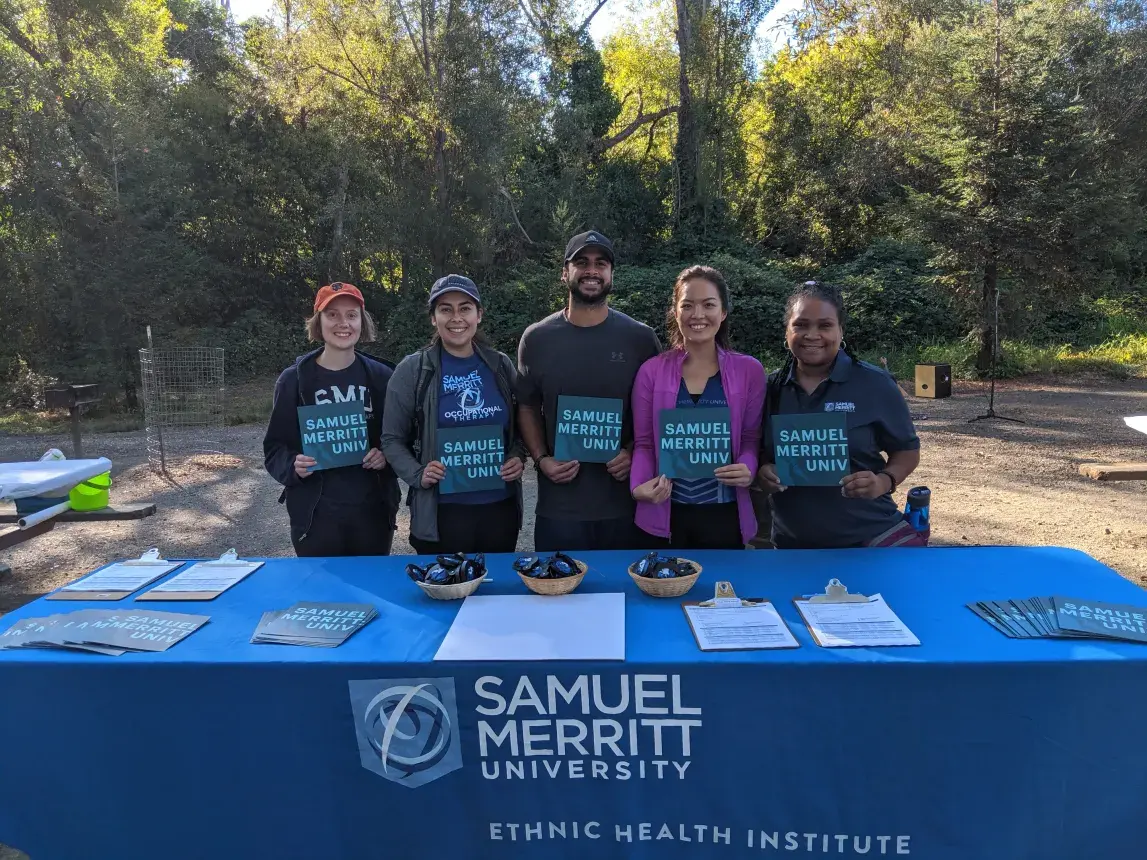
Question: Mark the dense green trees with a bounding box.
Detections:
[1,0,1145,401]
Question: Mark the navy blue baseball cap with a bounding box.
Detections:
[564,230,615,264]
[428,274,481,308]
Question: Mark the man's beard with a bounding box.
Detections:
[569,277,612,306]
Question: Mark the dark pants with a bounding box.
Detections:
[292,497,395,557]
[749,488,774,549]
[534,515,655,553]
[409,496,520,556]
[665,501,744,550]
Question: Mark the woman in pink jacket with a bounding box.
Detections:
[630,266,766,549]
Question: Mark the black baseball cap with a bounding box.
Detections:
[428,274,481,308]
[564,230,615,265]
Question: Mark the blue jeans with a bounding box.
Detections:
[533,515,655,553]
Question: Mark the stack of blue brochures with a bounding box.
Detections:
[968,596,1147,642]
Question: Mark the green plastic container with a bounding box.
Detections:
[69,472,111,511]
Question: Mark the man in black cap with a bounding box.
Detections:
[516,230,661,551]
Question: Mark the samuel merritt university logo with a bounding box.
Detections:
[349,678,463,788]
[457,385,485,417]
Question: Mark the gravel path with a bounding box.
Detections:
[3,373,1147,604]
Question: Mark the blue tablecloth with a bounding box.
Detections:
[2,547,1146,860]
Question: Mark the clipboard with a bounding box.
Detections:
[135,549,264,601]
[793,578,920,648]
[47,549,184,601]
[682,581,800,651]
[792,578,869,648]
[802,577,869,604]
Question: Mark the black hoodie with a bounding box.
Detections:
[263,348,401,544]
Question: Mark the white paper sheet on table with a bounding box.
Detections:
[60,559,181,593]
[793,594,920,647]
[0,458,112,501]
[434,593,626,661]
[138,560,264,596]
[1123,416,1147,436]
[683,602,799,650]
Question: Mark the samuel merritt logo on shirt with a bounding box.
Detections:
[442,367,503,422]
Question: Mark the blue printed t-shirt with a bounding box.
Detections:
[764,350,920,547]
[437,350,511,505]
[670,373,735,506]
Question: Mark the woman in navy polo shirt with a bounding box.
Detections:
[381,275,527,554]
[757,281,924,549]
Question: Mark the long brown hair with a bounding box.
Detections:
[665,265,732,351]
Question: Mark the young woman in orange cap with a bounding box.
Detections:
[263,282,400,556]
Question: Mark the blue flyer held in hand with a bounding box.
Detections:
[772,412,850,486]
[438,424,505,494]
[297,401,369,470]
[553,395,623,463]
[657,407,732,479]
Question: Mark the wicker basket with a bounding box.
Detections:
[417,573,487,601]
[517,560,588,596]
[627,561,702,598]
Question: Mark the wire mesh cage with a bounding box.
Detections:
[139,336,226,474]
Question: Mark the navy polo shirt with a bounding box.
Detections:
[763,350,920,548]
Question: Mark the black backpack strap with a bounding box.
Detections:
[410,349,433,458]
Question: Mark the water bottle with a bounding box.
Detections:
[904,486,931,542]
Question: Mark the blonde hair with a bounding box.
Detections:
[305,309,378,344]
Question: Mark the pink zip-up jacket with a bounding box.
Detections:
[630,347,766,544]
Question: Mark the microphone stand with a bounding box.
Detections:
[970,287,1023,424]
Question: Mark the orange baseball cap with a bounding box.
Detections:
[314,282,365,313]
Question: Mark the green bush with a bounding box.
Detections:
[7,242,1146,412]
[164,310,309,380]
[369,246,956,369]
[1,355,59,410]
[823,240,961,349]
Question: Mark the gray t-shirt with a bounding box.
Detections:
[517,308,661,520]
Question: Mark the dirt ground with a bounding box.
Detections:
[4,373,1147,607]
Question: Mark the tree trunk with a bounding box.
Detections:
[977,0,1003,376]
[328,159,350,282]
[400,252,413,297]
[430,126,449,277]
[674,0,702,247]
[123,347,139,412]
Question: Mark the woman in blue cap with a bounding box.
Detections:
[381,275,527,554]
[758,281,925,549]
